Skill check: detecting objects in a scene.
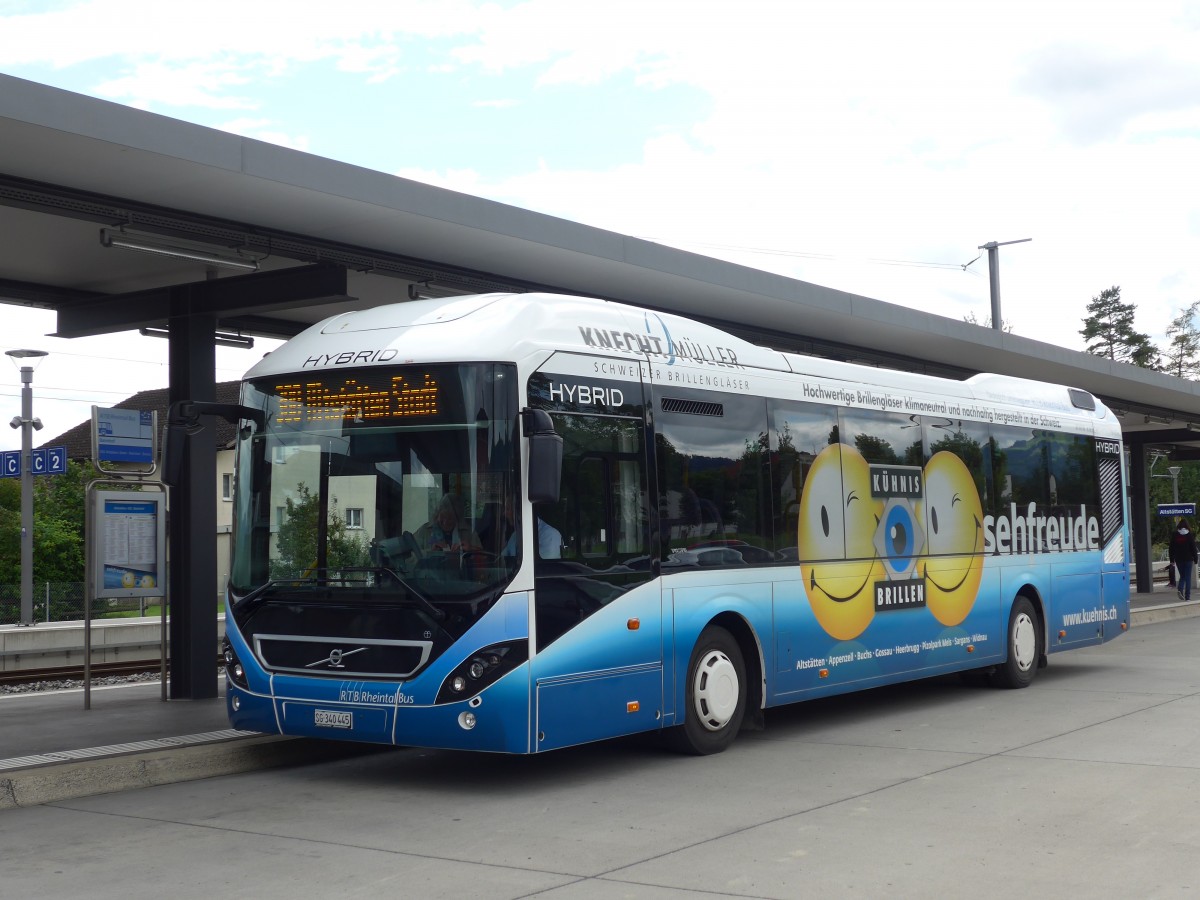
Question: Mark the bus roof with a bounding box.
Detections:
[244,292,1113,426]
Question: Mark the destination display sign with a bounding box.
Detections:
[272,372,443,426]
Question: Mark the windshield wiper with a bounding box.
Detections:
[322,566,447,621]
[231,578,310,616]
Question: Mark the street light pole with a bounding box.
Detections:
[1169,466,1181,504]
[6,349,47,626]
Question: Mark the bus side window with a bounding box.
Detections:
[770,400,839,561]
[655,388,771,566]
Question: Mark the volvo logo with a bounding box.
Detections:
[305,646,368,669]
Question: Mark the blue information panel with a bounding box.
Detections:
[1157,503,1196,517]
[1,449,19,478]
[92,407,157,475]
[95,408,155,463]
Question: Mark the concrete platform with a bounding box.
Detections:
[2,585,1196,809]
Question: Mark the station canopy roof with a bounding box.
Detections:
[3,73,1200,451]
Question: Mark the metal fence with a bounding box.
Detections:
[0,583,159,626]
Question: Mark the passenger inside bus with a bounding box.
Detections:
[499,495,563,559]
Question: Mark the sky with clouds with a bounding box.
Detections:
[2,0,1200,450]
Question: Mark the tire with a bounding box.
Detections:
[993,596,1040,689]
[668,625,747,755]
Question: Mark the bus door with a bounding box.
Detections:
[1096,434,1130,640]
[525,355,661,751]
[1043,430,1122,648]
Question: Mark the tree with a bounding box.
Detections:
[0,460,88,585]
[270,483,368,579]
[1162,300,1200,380]
[963,311,1014,333]
[1080,285,1160,369]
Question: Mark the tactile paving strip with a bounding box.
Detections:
[0,729,258,772]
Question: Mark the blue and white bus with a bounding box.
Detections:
[217,292,1130,754]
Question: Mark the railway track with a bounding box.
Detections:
[0,660,167,688]
[0,616,227,687]
[0,658,221,690]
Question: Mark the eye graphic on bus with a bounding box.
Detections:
[875,498,924,580]
[917,451,984,626]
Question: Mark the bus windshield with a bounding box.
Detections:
[228,363,520,620]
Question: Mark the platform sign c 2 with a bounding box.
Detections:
[31,446,67,475]
[1,447,66,477]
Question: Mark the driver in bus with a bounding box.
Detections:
[414,493,482,554]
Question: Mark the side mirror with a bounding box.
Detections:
[522,408,562,504]
[161,400,264,488]
[160,421,190,488]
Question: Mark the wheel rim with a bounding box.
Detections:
[692,649,740,731]
[1012,611,1036,672]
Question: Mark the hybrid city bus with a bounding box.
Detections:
[211,292,1130,754]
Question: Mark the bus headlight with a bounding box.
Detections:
[435,639,528,704]
[222,637,249,689]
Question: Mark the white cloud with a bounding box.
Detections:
[0,0,487,106]
[4,0,1200,359]
[94,61,256,110]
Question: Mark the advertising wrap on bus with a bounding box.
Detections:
[208,292,1130,756]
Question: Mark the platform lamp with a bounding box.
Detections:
[1168,466,1182,505]
[6,349,48,626]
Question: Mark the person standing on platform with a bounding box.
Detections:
[1169,518,1198,601]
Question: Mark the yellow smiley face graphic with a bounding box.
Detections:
[918,451,984,626]
[799,444,884,641]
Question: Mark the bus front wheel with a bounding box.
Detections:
[669,626,747,755]
[994,596,1041,689]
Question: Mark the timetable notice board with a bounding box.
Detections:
[91,490,166,598]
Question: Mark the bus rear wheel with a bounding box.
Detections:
[669,626,746,755]
[994,596,1040,689]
